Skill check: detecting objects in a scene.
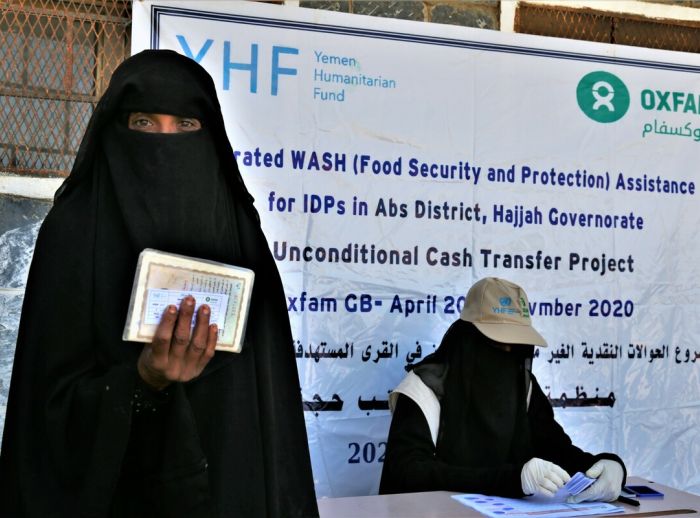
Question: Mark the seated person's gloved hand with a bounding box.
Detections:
[567,459,624,503]
[521,457,571,497]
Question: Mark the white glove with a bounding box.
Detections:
[567,459,624,503]
[521,458,571,497]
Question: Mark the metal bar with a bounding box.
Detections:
[64,14,74,92]
[0,86,99,103]
[1,142,79,156]
[2,3,129,25]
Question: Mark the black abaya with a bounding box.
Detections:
[379,320,625,496]
[0,50,318,518]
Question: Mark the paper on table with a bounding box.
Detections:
[452,494,624,518]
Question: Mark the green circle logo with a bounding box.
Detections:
[576,71,629,123]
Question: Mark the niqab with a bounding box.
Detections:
[413,320,534,467]
[0,50,318,518]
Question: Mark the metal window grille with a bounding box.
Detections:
[1,1,130,177]
[2,2,699,178]
[515,3,700,53]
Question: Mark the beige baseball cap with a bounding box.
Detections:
[459,277,547,347]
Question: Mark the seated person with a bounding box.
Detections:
[379,277,626,501]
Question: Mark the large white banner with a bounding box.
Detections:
[133,1,700,498]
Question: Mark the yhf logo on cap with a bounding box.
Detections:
[493,297,517,315]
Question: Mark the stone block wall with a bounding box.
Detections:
[299,0,500,29]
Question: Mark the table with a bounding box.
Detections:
[317,477,699,518]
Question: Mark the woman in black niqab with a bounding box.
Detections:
[0,50,318,518]
[379,320,625,497]
[429,321,535,473]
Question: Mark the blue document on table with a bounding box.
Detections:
[452,473,623,518]
[452,494,624,518]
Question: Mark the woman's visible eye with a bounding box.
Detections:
[178,118,202,131]
[128,113,156,131]
[127,113,202,133]
[130,118,151,127]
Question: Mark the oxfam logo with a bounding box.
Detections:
[577,71,630,123]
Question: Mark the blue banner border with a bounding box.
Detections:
[149,4,700,74]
